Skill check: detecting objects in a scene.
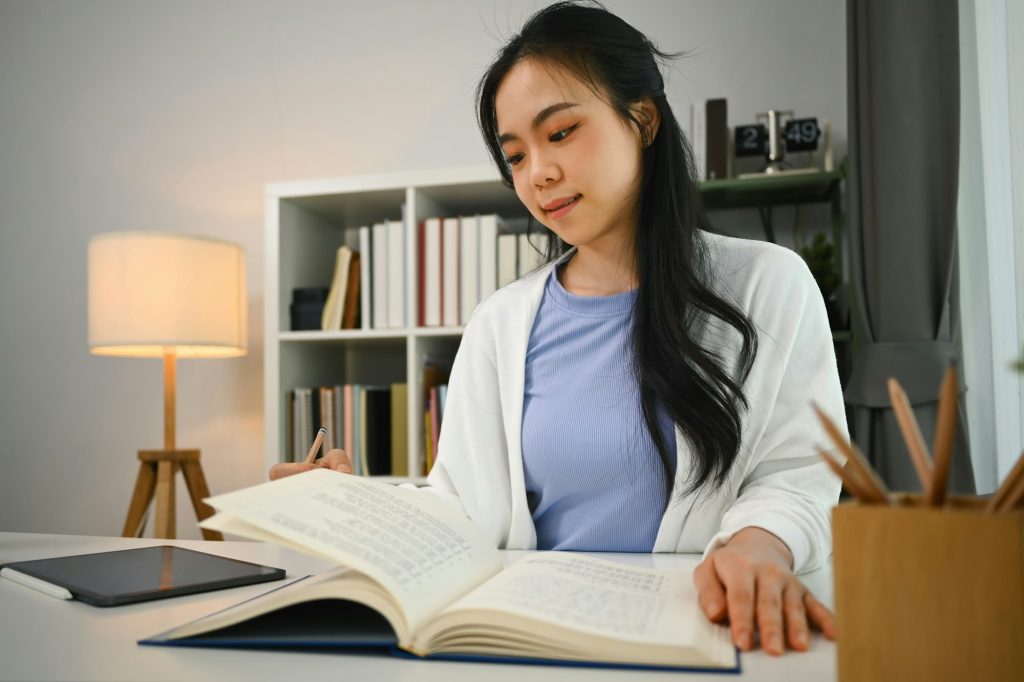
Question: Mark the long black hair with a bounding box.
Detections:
[476,1,759,502]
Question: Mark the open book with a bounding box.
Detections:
[141,470,737,672]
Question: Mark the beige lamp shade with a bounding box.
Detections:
[88,232,247,358]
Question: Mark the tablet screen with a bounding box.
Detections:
[2,546,286,606]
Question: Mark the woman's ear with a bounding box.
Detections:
[636,97,661,147]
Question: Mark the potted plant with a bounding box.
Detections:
[798,232,843,330]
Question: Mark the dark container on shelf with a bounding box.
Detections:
[290,287,328,330]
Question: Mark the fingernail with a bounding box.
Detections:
[705,600,720,615]
[738,631,751,650]
[795,631,808,648]
[768,634,782,653]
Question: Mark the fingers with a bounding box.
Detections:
[268,462,318,481]
[804,592,836,641]
[718,555,756,651]
[318,448,354,474]
[693,560,728,622]
[755,565,786,655]
[783,582,810,651]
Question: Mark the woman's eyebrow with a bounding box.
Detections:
[498,102,579,144]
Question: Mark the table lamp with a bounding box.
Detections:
[88,232,247,540]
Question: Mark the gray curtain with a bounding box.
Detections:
[844,0,975,493]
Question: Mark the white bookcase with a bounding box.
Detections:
[264,165,529,482]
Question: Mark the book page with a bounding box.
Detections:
[203,469,503,633]
[437,552,727,650]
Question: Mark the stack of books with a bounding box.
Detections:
[288,384,408,477]
[417,214,549,328]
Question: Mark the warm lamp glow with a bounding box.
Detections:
[88,232,247,358]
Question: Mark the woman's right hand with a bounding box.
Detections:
[269,448,354,481]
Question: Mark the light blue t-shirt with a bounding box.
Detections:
[521,265,677,552]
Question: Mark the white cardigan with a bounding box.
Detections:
[420,232,846,574]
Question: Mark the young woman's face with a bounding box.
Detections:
[495,58,645,253]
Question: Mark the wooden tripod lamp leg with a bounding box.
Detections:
[182,458,224,541]
[154,460,177,539]
[122,459,157,537]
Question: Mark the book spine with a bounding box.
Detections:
[358,386,370,476]
[705,98,728,180]
[372,222,389,329]
[296,388,313,463]
[417,220,426,327]
[333,384,344,452]
[387,219,405,328]
[442,217,460,327]
[497,233,517,288]
[289,389,299,462]
[352,385,363,476]
[341,252,361,329]
[478,214,498,301]
[429,386,441,469]
[359,226,371,331]
[390,383,409,477]
[321,246,346,331]
[424,217,442,327]
[364,387,392,476]
[459,215,479,324]
[343,384,354,466]
[319,387,335,452]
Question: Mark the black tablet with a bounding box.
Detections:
[0,546,286,607]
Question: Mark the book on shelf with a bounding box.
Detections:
[341,252,361,330]
[343,384,355,471]
[359,227,371,331]
[290,384,407,476]
[141,470,737,673]
[319,387,336,452]
[422,217,442,327]
[321,246,353,331]
[355,385,369,475]
[705,98,728,180]
[478,214,502,301]
[497,233,518,288]
[292,388,314,462]
[387,219,405,329]
[428,386,441,471]
[390,383,409,477]
[420,360,448,474]
[689,98,728,181]
[518,233,549,278]
[363,385,392,476]
[442,216,460,327]
[459,215,479,324]
[372,222,389,330]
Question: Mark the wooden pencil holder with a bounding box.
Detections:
[832,495,1024,681]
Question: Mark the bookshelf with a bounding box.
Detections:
[265,165,851,483]
[264,166,529,482]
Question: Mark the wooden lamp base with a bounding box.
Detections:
[122,449,224,541]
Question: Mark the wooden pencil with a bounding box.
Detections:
[887,378,933,493]
[304,427,327,465]
[988,451,1024,512]
[927,364,957,507]
[813,404,890,505]
[818,448,873,502]
[996,470,1024,513]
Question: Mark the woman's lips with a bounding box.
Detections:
[542,194,581,219]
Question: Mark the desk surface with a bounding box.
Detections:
[0,532,836,681]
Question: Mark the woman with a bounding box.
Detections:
[273,1,846,656]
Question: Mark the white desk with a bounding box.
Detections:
[0,532,836,681]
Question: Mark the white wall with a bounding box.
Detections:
[0,0,847,537]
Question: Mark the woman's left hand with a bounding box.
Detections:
[692,527,836,655]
